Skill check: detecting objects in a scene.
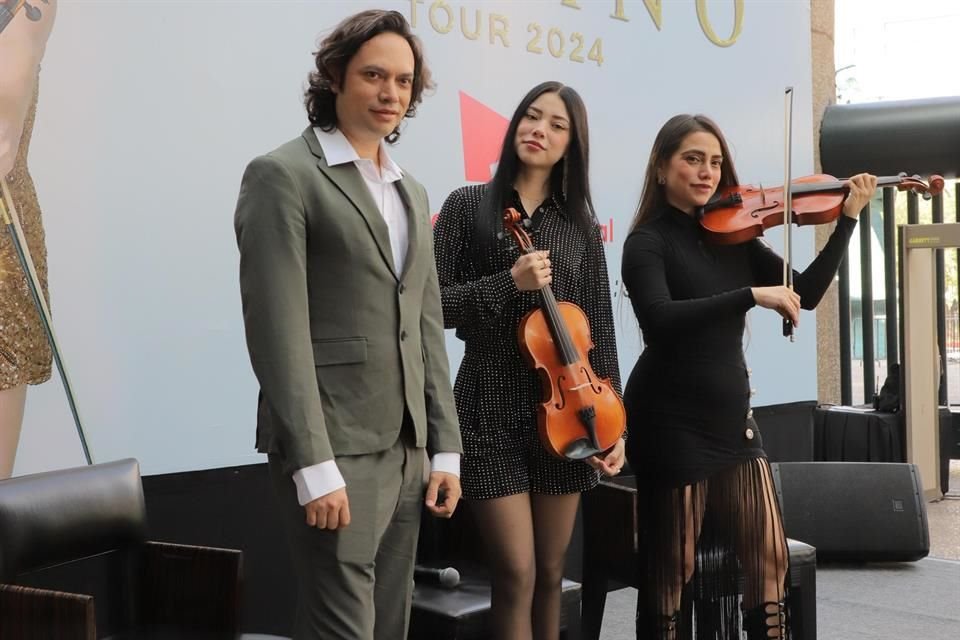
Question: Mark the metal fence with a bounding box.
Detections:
[841,182,957,406]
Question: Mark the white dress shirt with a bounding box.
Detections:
[291,127,459,505]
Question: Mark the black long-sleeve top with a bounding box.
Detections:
[621,205,856,482]
[434,184,621,433]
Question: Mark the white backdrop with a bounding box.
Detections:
[16,0,817,476]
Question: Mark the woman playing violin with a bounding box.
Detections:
[433,80,624,640]
[621,114,876,640]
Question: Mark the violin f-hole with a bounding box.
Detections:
[554,374,567,410]
[749,200,782,219]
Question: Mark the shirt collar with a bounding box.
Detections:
[509,189,566,217]
[313,127,403,182]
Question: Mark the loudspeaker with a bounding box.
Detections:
[771,462,929,562]
[752,400,817,462]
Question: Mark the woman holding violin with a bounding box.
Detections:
[433,81,624,640]
[621,114,876,640]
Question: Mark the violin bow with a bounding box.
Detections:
[782,87,795,342]
[0,178,93,464]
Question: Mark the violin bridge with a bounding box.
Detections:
[759,182,767,206]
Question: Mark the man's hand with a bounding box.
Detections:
[304,487,351,530]
[424,471,461,518]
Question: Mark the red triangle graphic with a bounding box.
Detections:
[459,91,509,182]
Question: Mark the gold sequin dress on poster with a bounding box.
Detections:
[0,75,52,390]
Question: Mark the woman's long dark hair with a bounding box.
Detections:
[628,114,740,232]
[475,81,596,264]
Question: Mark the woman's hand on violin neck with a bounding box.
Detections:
[842,173,879,219]
[751,286,801,327]
[511,250,552,291]
[587,438,626,476]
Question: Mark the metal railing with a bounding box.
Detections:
[840,182,956,406]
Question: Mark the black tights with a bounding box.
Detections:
[470,492,581,640]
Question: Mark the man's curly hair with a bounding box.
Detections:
[304,10,434,143]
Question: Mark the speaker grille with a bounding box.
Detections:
[772,462,929,562]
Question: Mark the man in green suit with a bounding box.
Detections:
[234,10,462,639]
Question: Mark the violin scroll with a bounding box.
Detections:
[503,207,524,228]
[502,207,534,251]
[893,173,945,200]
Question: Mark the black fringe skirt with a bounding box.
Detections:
[633,454,791,639]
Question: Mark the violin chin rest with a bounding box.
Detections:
[564,439,603,460]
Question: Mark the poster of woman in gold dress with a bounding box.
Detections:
[0,0,56,479]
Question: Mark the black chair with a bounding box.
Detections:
[0,458,244,639]
[581,475,817,640]
[411,573,581,640]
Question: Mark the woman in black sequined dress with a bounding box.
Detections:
[433,81,624,640]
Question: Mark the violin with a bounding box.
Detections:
[502,208,625,460]
[0,0,49,32]
[700,172,945,245]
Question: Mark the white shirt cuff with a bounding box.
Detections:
[430,452,460,477]
[292,460,345,506]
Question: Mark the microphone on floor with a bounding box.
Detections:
[414,565,460,588]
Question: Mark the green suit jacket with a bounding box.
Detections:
[235,128,462,474]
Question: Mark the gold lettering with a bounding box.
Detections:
[490,14,510,47]
[547,27,565,58]
[429,0,454,34]
[460,7,481,40]
[527,23,544,54]
[410,0,424,28]
[697,0,744,47]
[569,32,586,63]
[561,0,658,29]
[588,38,604,66]
[637,0,663,29]
[611,0,628,22]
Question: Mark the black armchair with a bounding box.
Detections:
[0,458,242,639]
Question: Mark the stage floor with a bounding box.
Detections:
[598,555,960,639]
[598,462,960,640]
